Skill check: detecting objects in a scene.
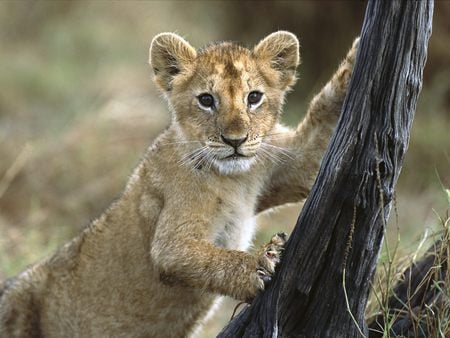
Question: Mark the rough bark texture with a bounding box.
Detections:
[218,0,433,337]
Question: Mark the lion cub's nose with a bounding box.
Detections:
[221,135,248,149]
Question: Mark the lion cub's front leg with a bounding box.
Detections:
[152,217,287,301]
[257,38,360,212]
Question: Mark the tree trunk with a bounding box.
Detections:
[218,0,433,337]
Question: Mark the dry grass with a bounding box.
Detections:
[367,208,449,338]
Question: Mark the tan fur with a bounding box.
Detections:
[0,32,359,337]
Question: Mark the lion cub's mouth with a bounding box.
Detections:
[213,153,257,175]
[223,153,249,160]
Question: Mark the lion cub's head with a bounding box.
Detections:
[149,31,300,175]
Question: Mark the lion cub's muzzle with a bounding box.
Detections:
[220,134,248,152]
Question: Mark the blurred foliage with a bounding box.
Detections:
[0,1,448,336]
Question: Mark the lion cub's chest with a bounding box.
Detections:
[209,189,258,251]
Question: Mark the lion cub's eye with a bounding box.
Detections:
[247,91,264,108]
[197,93,215,109]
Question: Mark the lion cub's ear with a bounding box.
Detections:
[253,31,300,90]
[149,33,197,92]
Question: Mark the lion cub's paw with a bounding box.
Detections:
[336,37,360,88]
[256,232,288,285]
[239,232,287,302]
[347,37,360,64]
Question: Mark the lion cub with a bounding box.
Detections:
[0,32,358,337]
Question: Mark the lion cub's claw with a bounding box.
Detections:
[257,269,272,284]
[256,232,288,286]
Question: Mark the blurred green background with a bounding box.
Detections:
[0,1,448,336]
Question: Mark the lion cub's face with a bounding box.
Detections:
[150,32,300,175]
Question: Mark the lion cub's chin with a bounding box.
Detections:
[213,156,257,175]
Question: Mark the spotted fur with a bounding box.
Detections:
[0,32,359,337]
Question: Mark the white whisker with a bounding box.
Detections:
[206,151,216,171]
[254,153,268,169]
[258,147,283,166]
[261,143,295,161]
[195,148,214,169]
[258,143,293,167]
[178,146,208,167]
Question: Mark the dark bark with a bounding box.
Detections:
[218,1,433,337]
